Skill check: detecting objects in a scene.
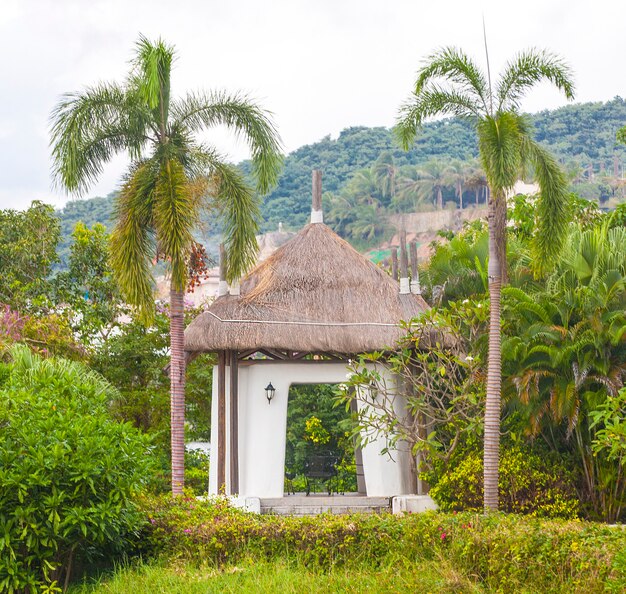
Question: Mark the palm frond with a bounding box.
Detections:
[132,35,174,127]
[190,147,260,281]
[50,84,149,194]
[171,91,283,194]
[153,159,197,292]
[216,167,259,282]
[476,112,523,194]
[496,49,575,112]
[521,137,570,276]
[395,87,481,150]
[7,344,117,400]
[109,162,158,322]
[414,47,489,112]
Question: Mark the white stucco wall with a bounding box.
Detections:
[208,360,415,498]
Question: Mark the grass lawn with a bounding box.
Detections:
[69,558,483,594]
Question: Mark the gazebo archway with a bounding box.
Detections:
[206,358,415,498]
[285,381,364,496]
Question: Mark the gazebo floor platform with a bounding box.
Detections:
[259,494,390,516]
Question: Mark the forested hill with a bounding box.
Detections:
[55,96,626,248]
[249,120,478,232]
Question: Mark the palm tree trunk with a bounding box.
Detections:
[484,192,504,512]
[170,287,186,494]
[437,188,443,209]
[494,193,508,284]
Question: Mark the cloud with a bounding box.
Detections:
[2,0,625,211]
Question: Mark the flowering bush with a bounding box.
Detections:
[138,495,626,593]
[304,416,331,445]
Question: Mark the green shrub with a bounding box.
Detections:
[0,346,152,593]
[424,443,580,518]
[138,495,626,593]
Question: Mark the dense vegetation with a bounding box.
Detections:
[0,346,151,592]
[342,197,626,522]
[0,202,214,477]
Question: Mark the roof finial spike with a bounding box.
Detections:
[217,243,228,297]
[229,279,240,296]
[311,170,323,224]
[399,227,410,294]
[409,240,421,295]
[391,247,398,281]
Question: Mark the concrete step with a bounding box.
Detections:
[259,495,390,516]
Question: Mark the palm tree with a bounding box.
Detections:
[466,160,489,206]
[50,36,282,494]
[349,168,383,206]
[372,151,399,206]
[447,159,470,209]
[394,168,428,212]
[415,159,454,209]
[326,191,358,236]
[396,47,574,511]
[348,203,387,241]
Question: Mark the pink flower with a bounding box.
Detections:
[184,528,191,533]
[440,532,447,540]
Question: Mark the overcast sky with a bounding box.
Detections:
[2,0,625,211]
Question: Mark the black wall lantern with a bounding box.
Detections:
[265,382,276,404]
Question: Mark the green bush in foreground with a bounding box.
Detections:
[0,346,152,593]
[138,495,626,593]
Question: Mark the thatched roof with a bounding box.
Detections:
[185,222,429,354]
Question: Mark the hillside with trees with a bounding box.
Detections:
[53,97,626,259]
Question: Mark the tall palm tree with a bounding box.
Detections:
[50,36,282,494]
[396,47,574,511]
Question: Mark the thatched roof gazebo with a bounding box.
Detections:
[185,171,429,504]
[185,219,428,356]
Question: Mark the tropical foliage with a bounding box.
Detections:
[434,197,625,521]
[502,223,626,521]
